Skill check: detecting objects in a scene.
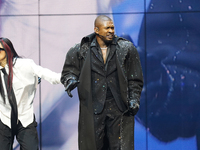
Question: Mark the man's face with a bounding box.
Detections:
[98,20,115,43]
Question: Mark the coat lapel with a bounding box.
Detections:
[116,40,129,82]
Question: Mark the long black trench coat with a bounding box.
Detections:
[61,33,143,150]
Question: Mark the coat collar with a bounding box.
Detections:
[80,32,120,47]
[79,33,130,60]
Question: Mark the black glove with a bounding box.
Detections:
[38,77,41,84]
[64,79,79,98]
[129,100,140,116]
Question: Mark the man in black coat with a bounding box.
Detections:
[61,15,143,150]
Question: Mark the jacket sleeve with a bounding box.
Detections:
[127,43,144,105]
[29,59,61,84]
[61,44,81,84]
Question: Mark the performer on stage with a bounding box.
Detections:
[0,37,61,150]
[61,15,143,150]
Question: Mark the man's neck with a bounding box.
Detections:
[96,36,111,49]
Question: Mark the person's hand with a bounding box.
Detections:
[64,79,80,97]
[129,100,140,116]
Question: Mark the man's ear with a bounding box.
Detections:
[94,27,99,33]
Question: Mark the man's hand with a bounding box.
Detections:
[129,100,140,116]
[64,79,80,97]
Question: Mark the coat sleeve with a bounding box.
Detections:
[127,43,144,104]
[61,44,81,84]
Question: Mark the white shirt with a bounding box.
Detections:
[0,58,61,128]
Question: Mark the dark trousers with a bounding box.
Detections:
[0,118,39,150]
[94,98,122,150]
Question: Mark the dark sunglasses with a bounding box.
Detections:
[0,48,4,51]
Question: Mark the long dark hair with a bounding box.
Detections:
[0,37,19,103]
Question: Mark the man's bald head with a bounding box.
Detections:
[94,15,115,44]
[94,15,112,28]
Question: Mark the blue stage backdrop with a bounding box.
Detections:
[0,0,200,150]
